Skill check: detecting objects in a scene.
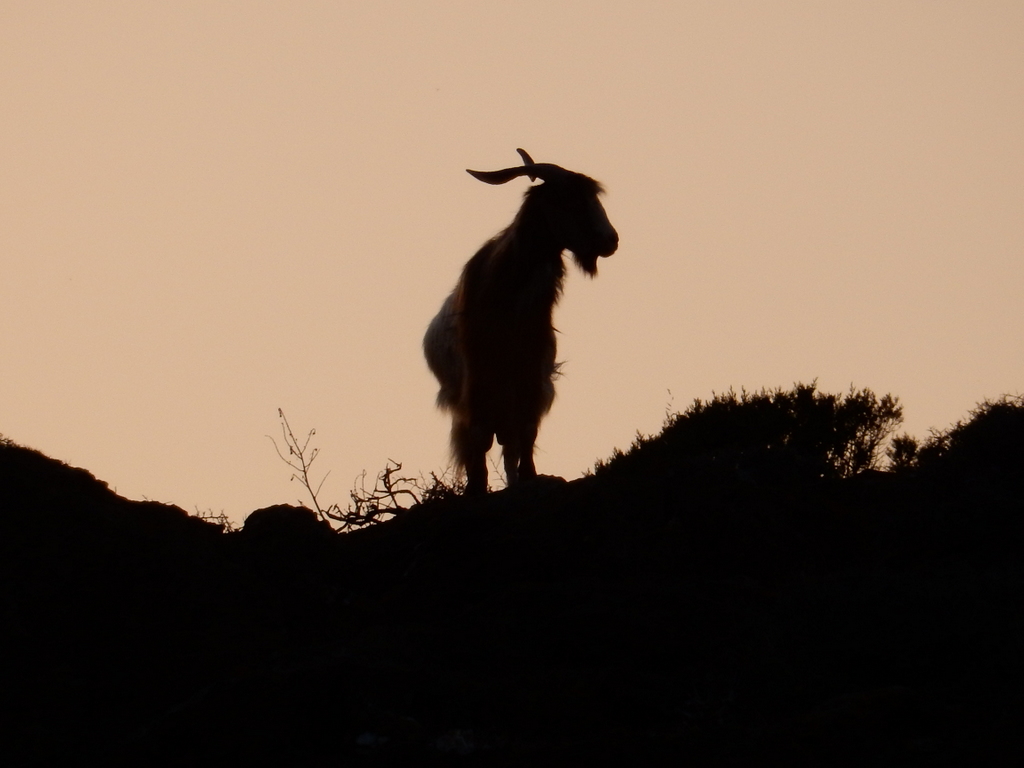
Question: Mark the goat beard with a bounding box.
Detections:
[571,250,601,277]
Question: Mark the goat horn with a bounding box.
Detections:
[467,149,568,185]
[517,148,537,181]
[466,166,535,185]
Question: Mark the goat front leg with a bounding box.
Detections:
[517,451,537,482]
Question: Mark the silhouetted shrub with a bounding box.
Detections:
[915,395,1024,486]
[345,460,464,525]
[596,382,903,482]
[886,434,920,472]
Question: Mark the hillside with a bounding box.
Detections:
[2,388,1022,766]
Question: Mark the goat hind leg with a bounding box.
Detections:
[455,418,493,496]
[516,423,539,482]
[502,443,521,487]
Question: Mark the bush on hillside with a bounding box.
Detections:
[912,395,1024,486]
[595,382,903,483]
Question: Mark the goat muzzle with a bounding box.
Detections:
[598,228,619,257]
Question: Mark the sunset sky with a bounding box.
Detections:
[2,2,1021,525]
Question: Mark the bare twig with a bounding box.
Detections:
[268,409,463,532]
[267,408,340,523]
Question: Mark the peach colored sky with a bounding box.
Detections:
[2,2,1021,524]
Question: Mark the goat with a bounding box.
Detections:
[423,149,618,495]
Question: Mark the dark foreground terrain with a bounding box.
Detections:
[2,389,1022,766]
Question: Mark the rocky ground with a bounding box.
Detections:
[2,395,1022,766]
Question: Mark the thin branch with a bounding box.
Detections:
[268,410,463,532]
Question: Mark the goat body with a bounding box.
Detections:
[424,149,618,495]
